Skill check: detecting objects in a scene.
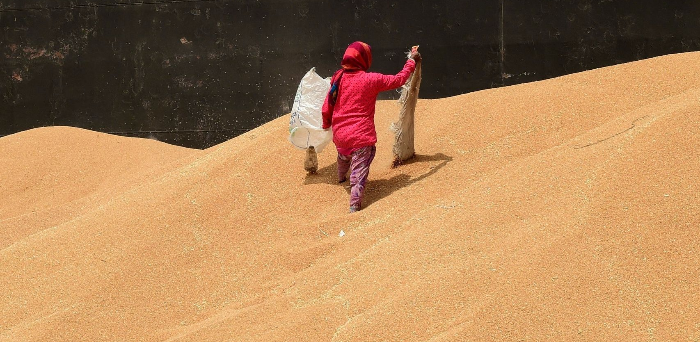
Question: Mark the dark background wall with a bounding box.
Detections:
[2,0,699,148]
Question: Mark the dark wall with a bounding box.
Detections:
[2,0,699,148]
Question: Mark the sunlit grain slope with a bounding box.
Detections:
[1,52,699,341]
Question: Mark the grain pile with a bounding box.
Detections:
[1,52,699,341]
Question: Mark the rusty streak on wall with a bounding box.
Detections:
[2,0,700,148]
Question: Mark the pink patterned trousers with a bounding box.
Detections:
[337,145,376,209]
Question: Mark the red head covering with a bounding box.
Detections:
[341,41,372,71]
[327,41,373,107]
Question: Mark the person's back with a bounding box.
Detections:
[329,69,415,151]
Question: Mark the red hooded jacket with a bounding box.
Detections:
[322,43,416,154]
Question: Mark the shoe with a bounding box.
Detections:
[349,206,359,213]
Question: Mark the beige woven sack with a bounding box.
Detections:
[391,47,422,166]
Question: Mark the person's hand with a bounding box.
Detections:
[410,50,421,62]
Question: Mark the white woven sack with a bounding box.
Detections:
[288,68,333,153]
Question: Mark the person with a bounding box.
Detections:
[322,41,421,213]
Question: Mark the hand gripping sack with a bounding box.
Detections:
[288,68,333,153]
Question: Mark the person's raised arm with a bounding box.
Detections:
[372,58,417,92]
